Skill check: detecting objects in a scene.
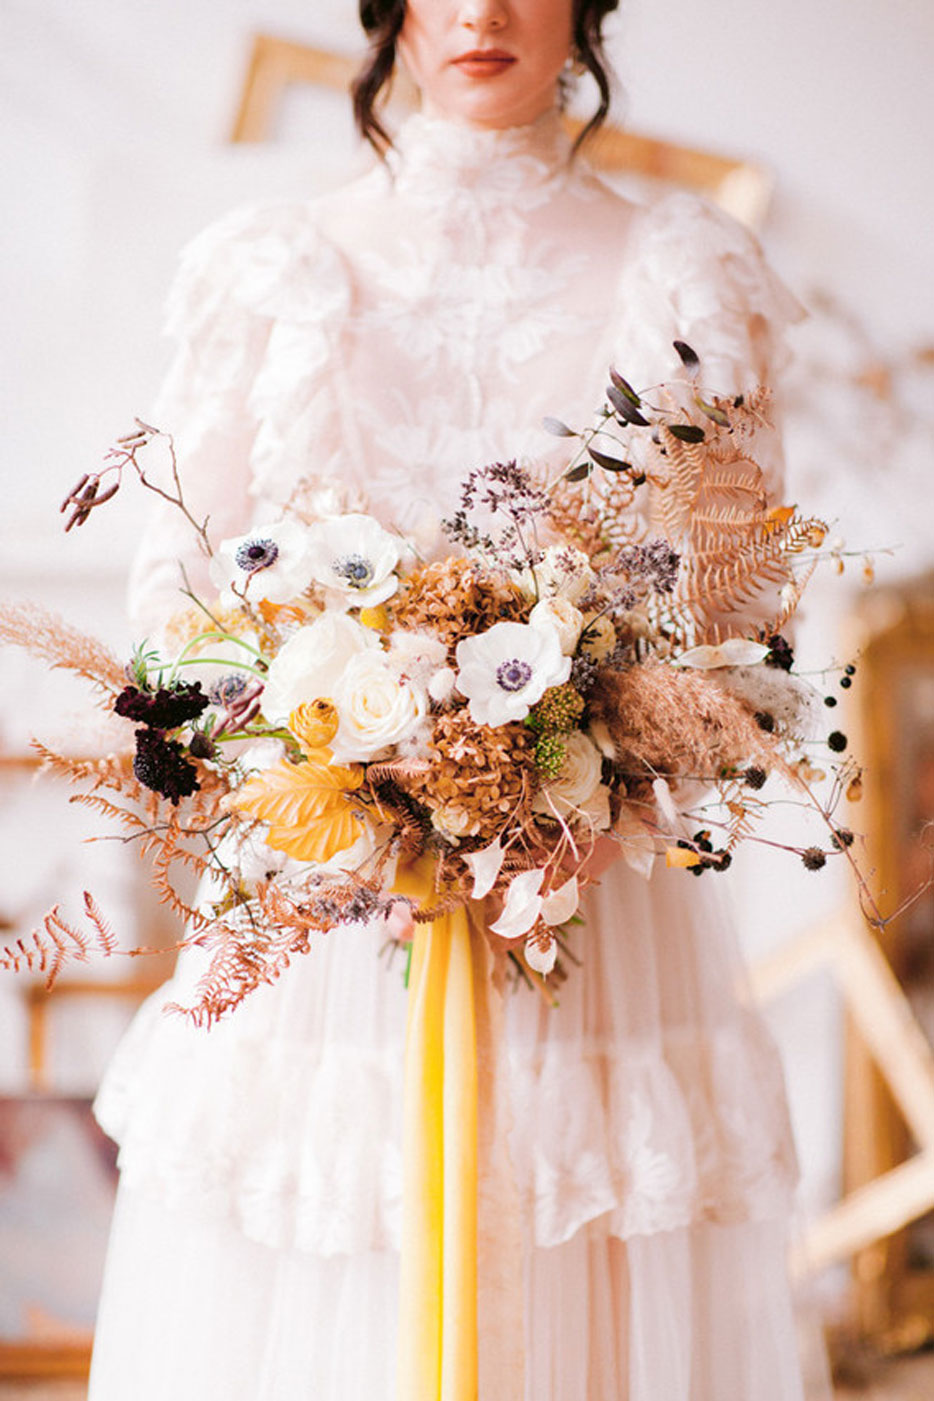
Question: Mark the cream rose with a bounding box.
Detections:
[529,596,583,656]
[430,804,482,840]
[261,613,377,723]
[532,731,611,830]
[330,651,428,762]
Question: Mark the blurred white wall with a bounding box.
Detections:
[2,0,933,1229]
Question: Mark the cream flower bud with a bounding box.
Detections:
[530,597,583,656]
[518,545,594,603]
[580,613,617,662]
[430,804,482,840]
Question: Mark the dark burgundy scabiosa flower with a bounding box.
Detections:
[132,727,201,804]
[115,682,210,730]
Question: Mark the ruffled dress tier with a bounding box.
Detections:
[90,113,808,1400]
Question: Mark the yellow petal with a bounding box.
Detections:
[229,755,365,863]
[665,846,701,868]
[359,605,389,630]
[259,599,309,625]
[289,699,339,750]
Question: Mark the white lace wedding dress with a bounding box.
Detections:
[89,112,809,1400]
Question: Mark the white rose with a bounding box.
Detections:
[532,731,611,830]
[330,651,428,762]
[305,513,401,609]
[210,519,315,606]
[261,613,376,723]
[529,597,583,656]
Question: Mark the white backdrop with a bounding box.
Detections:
[3,0,934,1229]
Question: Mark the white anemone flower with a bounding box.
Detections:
[455,620,571,727]
[305,513,401,609]
[210,519,316,606]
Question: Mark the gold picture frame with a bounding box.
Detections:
[842,577,934,1350]
[230,34,774,228]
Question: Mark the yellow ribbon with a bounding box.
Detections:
[394,863,479,1401]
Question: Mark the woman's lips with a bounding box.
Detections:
[452,49,517,78]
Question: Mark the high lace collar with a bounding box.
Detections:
[389,109,573,201]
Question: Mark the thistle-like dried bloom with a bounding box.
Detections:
[391,558,527,650]
[397,709,537,843]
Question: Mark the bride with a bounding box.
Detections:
[89,1,810,1397]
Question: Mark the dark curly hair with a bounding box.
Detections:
[352,0,620,155]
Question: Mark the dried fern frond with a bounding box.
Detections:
[547,471,645,555]
[31,741,137,792]
[0,895,122,988]
[0,602,127,697]
[166,875,402,1026]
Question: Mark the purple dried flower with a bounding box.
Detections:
[616,540,681,595]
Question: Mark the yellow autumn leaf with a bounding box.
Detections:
[229,755,365,863]
[665,846,701,869]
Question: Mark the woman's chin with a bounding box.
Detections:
[420,82,557,133]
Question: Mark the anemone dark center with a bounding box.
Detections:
[235,538,279,573]
[496,659,532,692]
[334,553,374,588]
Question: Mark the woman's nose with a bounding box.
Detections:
[457,0,508,33]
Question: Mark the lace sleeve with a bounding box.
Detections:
[126,206,283,635]
[618,192,805,502]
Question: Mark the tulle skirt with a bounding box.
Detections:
[88,860,808,1400]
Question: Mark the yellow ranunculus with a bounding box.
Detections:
[289,698,339,751]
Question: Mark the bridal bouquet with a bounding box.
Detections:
[1,349,866,1020]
